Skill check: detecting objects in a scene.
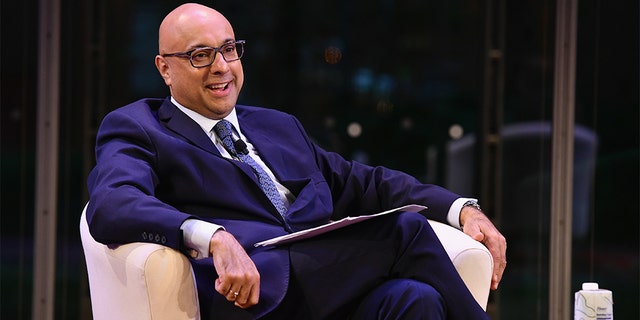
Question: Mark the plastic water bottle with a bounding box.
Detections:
[574,282,613,320]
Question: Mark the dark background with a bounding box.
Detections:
[2,0,638,319]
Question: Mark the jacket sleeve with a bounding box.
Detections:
[86,105,191,250]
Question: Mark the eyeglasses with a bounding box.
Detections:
[161,40,245,68]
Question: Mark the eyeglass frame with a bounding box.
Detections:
[161,40,246,68]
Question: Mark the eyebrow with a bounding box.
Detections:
[187,39,236,50]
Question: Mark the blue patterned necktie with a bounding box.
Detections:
[213,120,287,217]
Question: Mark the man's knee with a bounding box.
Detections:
[352,279,445,320]
[394,212,433,239]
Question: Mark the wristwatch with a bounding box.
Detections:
[462,200,482,212]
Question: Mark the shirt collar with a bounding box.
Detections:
[171,97,242,135]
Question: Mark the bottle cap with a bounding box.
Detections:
[582,282,599,290]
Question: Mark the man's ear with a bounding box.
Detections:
[155,55,172,86]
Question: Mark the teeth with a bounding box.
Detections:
[209,83,227,89]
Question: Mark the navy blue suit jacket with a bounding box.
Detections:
[87,97,462,318]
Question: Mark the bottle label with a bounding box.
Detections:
[574,290,613,320]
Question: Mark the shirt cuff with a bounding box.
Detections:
[447,197,478,229]
[180,219,224,259]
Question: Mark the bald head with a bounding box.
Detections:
[158,3,233,54]
[154,3,244,119]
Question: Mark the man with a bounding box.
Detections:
[87,3,506,319]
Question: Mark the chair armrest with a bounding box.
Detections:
[428,219,493,310]
[80,206,200,320]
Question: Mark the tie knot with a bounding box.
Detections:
[213,119,234,140]
[213,119,237,155]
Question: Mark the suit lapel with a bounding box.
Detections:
[158,99,221,156]
[158,100,273,199]
[239,119,288,181]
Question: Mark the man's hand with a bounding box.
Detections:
[460,206,507,290]
[209,230,260,309]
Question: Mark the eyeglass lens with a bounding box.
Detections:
[191,42,244,67]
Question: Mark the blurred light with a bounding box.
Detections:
[401,117,414,130]
[376,99,395,114]
[324,46,342,64]
[353,68,374,93]
[347,122,363,138]
[375,74,395,96]
[448,124,464,139]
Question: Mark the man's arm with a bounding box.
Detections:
[87,105,192,249]
[209,230,260,309]
[180,219,223,258]
[180,218,260,308]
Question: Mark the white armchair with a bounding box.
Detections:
[80,205,493,320]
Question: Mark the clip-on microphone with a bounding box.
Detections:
[233,139,249,155]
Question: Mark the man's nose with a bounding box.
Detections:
[209,52,230,74]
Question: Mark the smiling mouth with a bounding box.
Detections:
[207,82,230,91]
